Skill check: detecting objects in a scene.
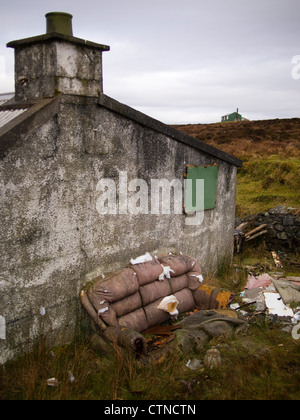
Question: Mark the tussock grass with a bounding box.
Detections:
[236,155,300,216]
[1,321,300,400]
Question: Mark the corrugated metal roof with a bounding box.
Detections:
[0,108,28,128]
[0,93,28,129]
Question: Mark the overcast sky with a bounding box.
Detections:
[0,0,299,124]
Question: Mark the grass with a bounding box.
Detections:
[173,118,300,217]
[1,318,300,400]
[1,252,300,401]
[236,155,300,216]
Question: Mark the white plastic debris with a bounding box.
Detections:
[68,371,75,383]
[158,265,175,281]
[157,295,179,316]
[263,292,294,317]
[291,311,300,324]
[47,377,59,387]
[204,348,222,369]
[186,358,202,370]
[98,307,109,314]
[40,307,46,316]
[130,252,153,265]
[191,274,204,283]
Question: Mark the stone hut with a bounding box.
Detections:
[0,12,242,363]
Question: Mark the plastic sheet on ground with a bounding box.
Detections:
[239,271,300,319]
[263,292,294,317]
[245,273,273,289]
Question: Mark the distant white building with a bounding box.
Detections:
[221,108,249,122]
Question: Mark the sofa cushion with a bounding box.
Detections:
[131,258,164,285]
[139,278,172,306]
[159,254,196,277]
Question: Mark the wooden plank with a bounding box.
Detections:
[245,229,267,242]
[245,224,267,238]
[235,222,248,231]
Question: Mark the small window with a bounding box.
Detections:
[184,164,219,213]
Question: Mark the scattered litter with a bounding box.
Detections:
[263,292,294,317]
[292,323,300,340]
[271,278,300,305]
[186,358,202,370]
[233,300,257,311]
[291,311,300,324]
[40,307,46,316]
[245,273,273,290]
[145,332,176,351]
[47,377,59,387]
[243,287,264,301]
[179,379,193,393]
[68,371,75,383]
[271,251,283,268]
[130,252,153,265]
[204,348,221,369]
[157,295,179,316]
[238,310,249,316]
[235,266,300,322]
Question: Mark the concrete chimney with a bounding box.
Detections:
[7,12,110,101]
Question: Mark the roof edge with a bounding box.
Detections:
[97,94,243,167]
[7,33,110,51]
[0,95,61,159]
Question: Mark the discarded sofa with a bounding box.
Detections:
[80,253,233,357]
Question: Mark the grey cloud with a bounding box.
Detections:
[0,0,299,123]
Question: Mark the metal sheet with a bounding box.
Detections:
[0,108,28,129]
[184,164,219,212]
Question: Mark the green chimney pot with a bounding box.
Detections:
[46,12,73,36]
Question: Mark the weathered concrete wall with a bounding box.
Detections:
[0,94,237,363]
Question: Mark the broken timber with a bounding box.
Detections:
[244,224,268,242]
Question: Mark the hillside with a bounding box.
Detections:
[173,118,300,217]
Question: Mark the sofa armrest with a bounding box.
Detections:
[80,288,108,331]
[103,325,148,357]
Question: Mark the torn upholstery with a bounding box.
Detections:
[80,253,232,355]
